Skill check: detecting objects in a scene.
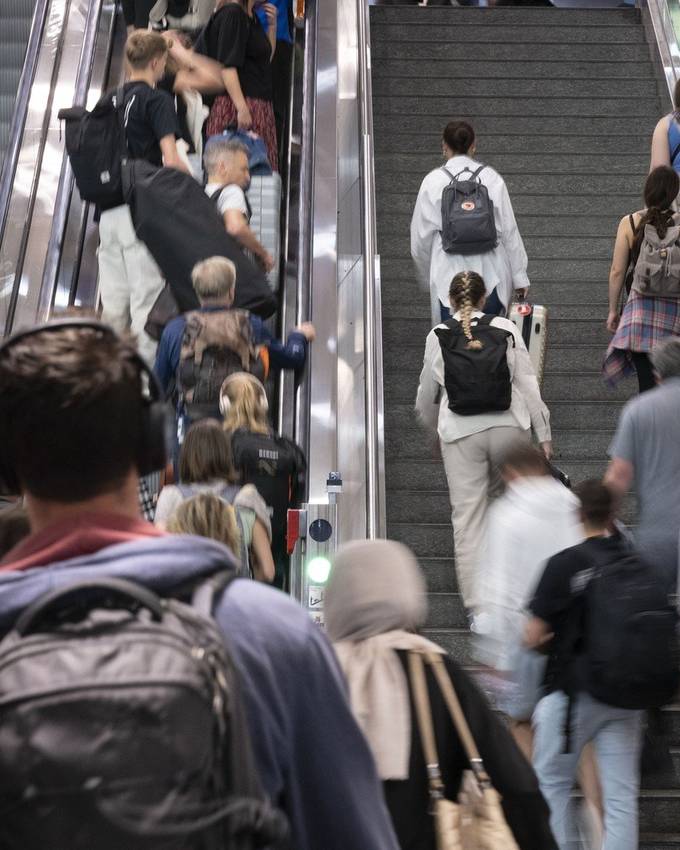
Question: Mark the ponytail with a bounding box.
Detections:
[449,271,487,351]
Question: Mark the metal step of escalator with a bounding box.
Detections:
[0,0,36,173]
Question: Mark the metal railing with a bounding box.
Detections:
[646,0,680,99]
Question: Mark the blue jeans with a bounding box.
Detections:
[533,690,643,850]
[439,287,506,324]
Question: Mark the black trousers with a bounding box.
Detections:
[272,39,294,159]
[631,351,656,394]
[122,0,158,28]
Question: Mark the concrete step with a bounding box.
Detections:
[421,627,474,664]
[377,151,649,176]
[378,192,639,218]
[387,520,454,558]
[427,591,467,629]
[640,834,680,850]
[380,233,615,261]
[640,792,680,834]
[380,256,612,282]
[374,112,659,137]
[372,95,659,121]
[372,58,655,82]
[373,76,658,100]
[370,23,645,46]
[420,557,458,593]
[376,170,646,198]
[371,39,654,64]
[381,282,609,311]
[378,213,622,239]
[369,6,639,25]
[374,132,652,156]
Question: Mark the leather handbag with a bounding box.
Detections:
[408,652,520,850]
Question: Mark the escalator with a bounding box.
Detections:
[0,0,35,171]
[372,3,679,844]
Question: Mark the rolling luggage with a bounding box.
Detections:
[509,301,548,384]
[122,160,277,318]
[247,174,282,292]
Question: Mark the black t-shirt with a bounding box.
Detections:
[158,73,194,153]
[529,536,628,696]
[229,428,305,553]
[121,81,180,167]
[195,4,273,102]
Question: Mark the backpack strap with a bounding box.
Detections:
[470,164,486,181]
[476,314,516,346]
[115,85,130,158]
[441,166,455,183]
[191,571,238,619]
[210,185,252,222]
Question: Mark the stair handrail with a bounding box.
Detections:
[645,0,680,101]
[0,0,51,252]
[357,0,387,539]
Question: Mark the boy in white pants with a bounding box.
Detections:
[97,31,190,364]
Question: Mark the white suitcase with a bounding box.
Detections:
[247,174,282,293]
[509,302,548,384]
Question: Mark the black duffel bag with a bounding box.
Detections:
[122,160,277,318]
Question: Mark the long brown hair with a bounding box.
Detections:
[632,166,680,265]
[178,420,238,484]
[448,271,487,351]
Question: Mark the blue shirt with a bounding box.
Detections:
[154,306,307,396]
[256,0,293,44]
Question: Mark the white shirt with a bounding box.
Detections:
[205,182,249,218]
[414,311,551,444]
[410,155,530,318]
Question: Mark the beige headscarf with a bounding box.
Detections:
[326,539,444,780]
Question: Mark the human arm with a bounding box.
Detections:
[261,2,278,57]
[650,115,671,171]
[497,178,530,292]
[164,34,225,94]
[524,616,554,651]
[153,319,184,397]
[604,403,637,508]
[414,329,442,433]
[223,209,274,271]
[250,518,275,582]
[250,315,313,371]
[159,134,192,174]
[607,214,635,333]
[410,176,440,289]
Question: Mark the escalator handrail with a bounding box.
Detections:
[0,0,51,246]
[645,0,680,101]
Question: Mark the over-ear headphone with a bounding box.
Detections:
[0,319,171,496]
[219,372,269,417]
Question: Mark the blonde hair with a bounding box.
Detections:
[221,373,270,435]
[125,31,169,71]
[167,493,242,558]
[449,271,487,351]
[191,256,237,301]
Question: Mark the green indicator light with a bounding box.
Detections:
[307,556,332,584]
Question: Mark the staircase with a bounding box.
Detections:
[372,4,679,846]
[0,0,35,174]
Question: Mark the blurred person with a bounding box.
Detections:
[0,320,402,850]
[604,166,680,393]
[220,372,306,589]
[122,0,157,30]
[255,0,293,155]
[415,271,551,615]
[605,336,680,590]
[204,137,275,271]
[526,481,647,850]
[411,120,529,325]
[649,79,680,172]
[98,31,190,365]
[195,0,280,171]
[326,538,558,850]
[155,419,275,582]
[0,506,30,560]
[154,257,314,421]
[166,492,242,557]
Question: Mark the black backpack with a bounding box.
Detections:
[58,86,129,207]
[583,549,680,710]
[0,575,288,849]
[434,316,513,415]
[440,165,498,256]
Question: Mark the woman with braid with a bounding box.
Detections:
[604,166,680,393]
[415,271,552,623]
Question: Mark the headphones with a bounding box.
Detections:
[0,319,171,496]
[219,372,269,417]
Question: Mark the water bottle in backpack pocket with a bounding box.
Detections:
[440,165,498,256]
[631,214,680,298]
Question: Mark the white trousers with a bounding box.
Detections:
[440,425,528,610]
[97,205,164,365]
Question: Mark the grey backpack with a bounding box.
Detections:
[440,165,498,256]
[632,214,680,298]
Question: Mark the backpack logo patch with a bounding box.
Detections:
[461,201,476,211]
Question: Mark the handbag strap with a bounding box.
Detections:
[408,652,446,802]
[425,653,492,788]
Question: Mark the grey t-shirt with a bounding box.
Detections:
[609,377,680,582]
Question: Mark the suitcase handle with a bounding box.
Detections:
[15,578,164,636]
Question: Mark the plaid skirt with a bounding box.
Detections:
[206,95,279,173]
[603,289,680,385]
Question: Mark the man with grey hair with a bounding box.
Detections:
[154,255,314,420]
[204,137,274,272]
[605,336,680,588]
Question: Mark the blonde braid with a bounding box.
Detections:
[459,272,484,351]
